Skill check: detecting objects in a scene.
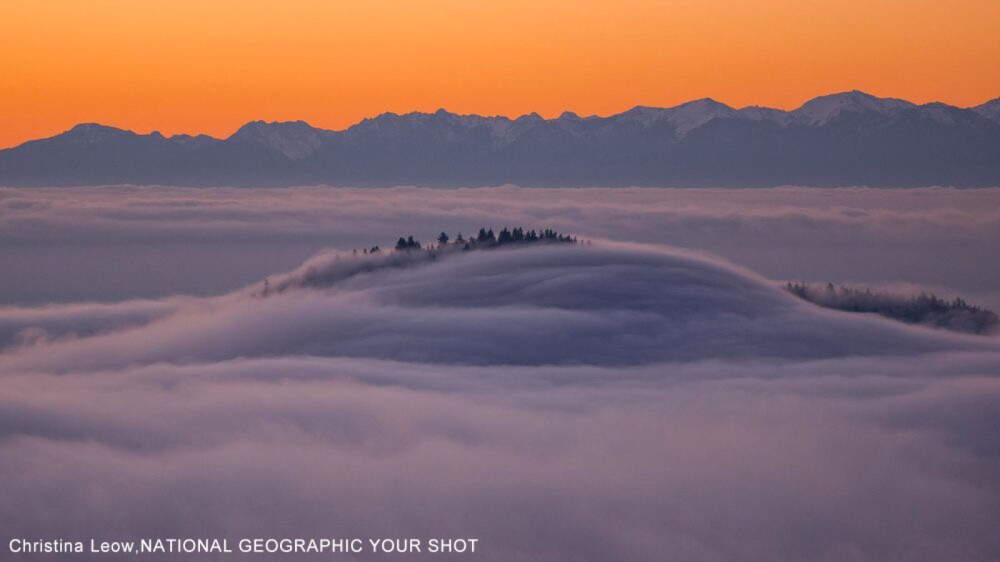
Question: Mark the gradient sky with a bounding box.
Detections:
[2,0,998,148]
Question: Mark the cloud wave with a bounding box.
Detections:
[2,242,1000,561]
[3,186,1000,307]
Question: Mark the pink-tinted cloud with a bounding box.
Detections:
[2,243,1000,560]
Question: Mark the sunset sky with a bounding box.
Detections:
[2,0,998,148]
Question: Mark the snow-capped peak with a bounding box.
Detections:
[229,121,326,160]
[736,105,791,125]
[972,98,1000,124]
[618,106,669,128]
[792,90,914,125]
[618,99,735,136]
[665,98,736,136]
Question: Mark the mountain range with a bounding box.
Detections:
[2,90,999,187]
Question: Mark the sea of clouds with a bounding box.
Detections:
[1,187,1000,561]
[2,186,999,307]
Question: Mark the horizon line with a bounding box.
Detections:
[5,88,999,150]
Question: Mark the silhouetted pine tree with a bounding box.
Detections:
[785,281,998,334]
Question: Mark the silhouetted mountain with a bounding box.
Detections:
[228,120,330,160]
[973,98,1000,124]
[2,91,999,187]
[789,90,914,125]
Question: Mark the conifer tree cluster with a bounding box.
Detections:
[467,227,576,248]
[395,235,421,251]
[356,226,579,255]
[786,282,998,334]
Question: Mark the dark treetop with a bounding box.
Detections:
[786,282,999,335]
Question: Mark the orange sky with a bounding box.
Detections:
[1,0,998,148]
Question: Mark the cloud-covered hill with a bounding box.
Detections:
[2,243,1000,560]
[4,186,1000,310]
[787,282,999,334]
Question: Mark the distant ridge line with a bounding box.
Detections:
[2,90,999,187]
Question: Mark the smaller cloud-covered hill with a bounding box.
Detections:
[786,282,999,335]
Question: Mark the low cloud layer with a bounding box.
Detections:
[2,186,1000,307]
[2,242,1000,561]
